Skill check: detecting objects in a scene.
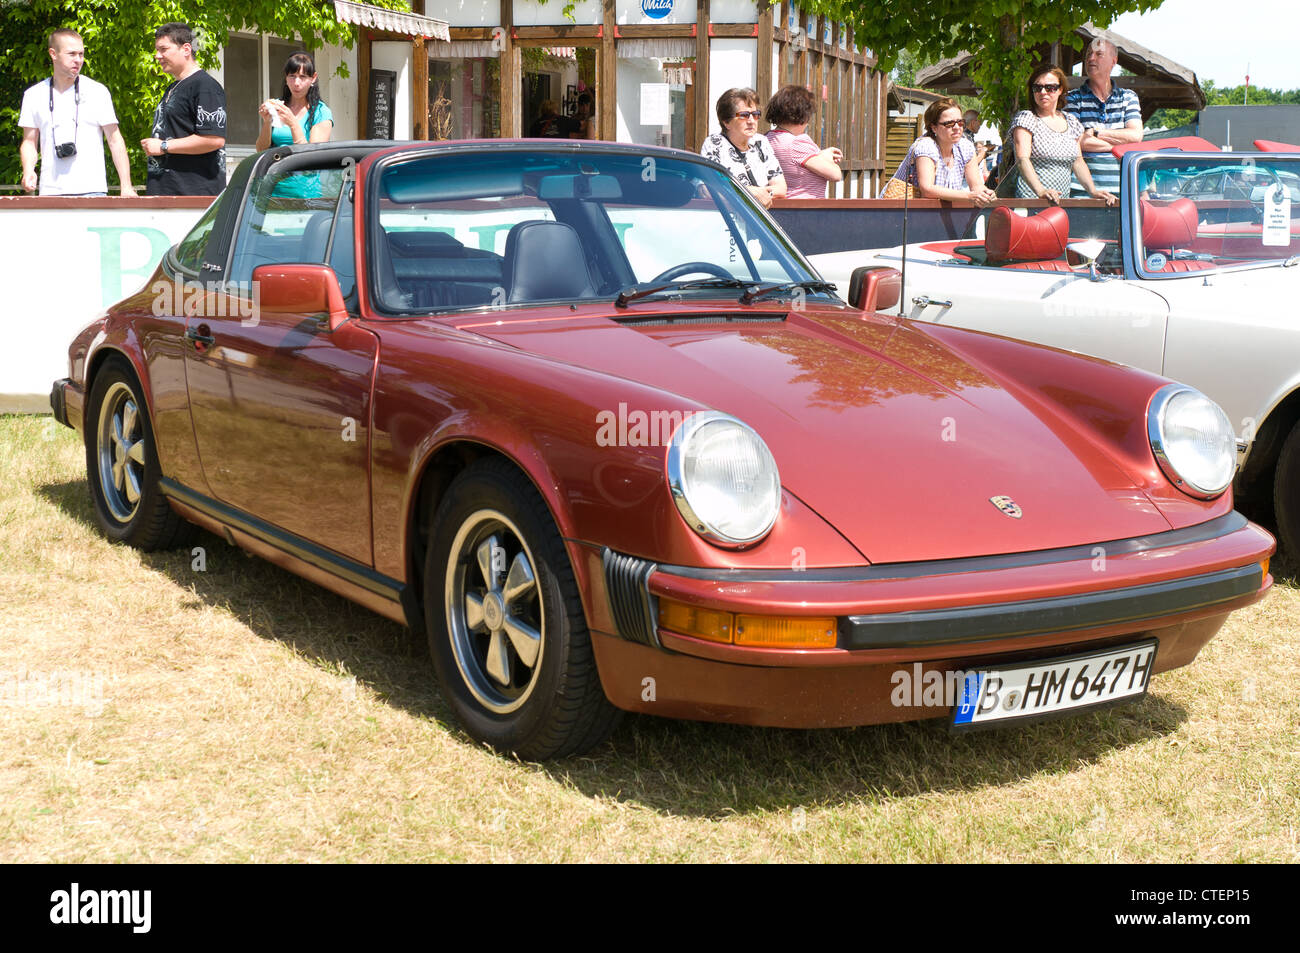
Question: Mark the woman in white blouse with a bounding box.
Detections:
[700,88,787,209]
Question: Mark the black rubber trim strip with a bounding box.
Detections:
[50,378,71,428]
[656,512,1248,584]
[602,548,660,647]
[160,478,405,604]
[840,563,1262,649]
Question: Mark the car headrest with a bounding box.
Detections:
[299,210,334,263]
[504,221,596,303]
[984,206,1069,263]
[1140,198,1198,249]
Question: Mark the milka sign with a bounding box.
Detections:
[642,0,673,18]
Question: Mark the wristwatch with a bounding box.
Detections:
[161,139,169,154]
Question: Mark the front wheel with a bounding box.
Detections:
[1273,420,1300,559]
[85,356,194,550]
[425,459,620,759]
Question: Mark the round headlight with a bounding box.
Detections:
[666,412,781,547]
[1148,384,1237,498]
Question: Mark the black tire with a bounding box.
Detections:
[85,356,195,551]
[1274,420,1300,559]
[425,458,620,759]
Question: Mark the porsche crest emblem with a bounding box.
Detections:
[989,495,1023,519]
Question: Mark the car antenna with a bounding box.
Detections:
[897,178,909,318]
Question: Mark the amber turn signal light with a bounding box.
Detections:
[658,599,733,644]
[735,614,837,649]
[657,599,837,649]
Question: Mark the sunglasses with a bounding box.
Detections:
[937,119,965,129]
[1031,83,1062,93]
[731,110,762,120]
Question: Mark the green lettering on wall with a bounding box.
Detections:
[88,226,174,306]
[468,223,515,253]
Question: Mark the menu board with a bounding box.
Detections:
[367,69,397,140]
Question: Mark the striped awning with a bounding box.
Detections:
[333,0,450,41]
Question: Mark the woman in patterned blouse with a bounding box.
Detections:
[700,88,787,209]
[882,98,996,203]
[1011,65,1117,206]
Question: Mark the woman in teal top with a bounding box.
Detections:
[255,52,334,151]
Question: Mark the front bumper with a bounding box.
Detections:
[50,377,83,432]
[584,512,1274,727]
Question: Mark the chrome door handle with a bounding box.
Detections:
[912,295,953,309]
[185,326,215,348]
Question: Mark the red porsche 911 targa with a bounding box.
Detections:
[51,141,1274,758]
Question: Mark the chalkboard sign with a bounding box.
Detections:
[366,68,397,140]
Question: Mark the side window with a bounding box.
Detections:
[173,193,226,274]
[226,167,345,292]
[329,192,356,300]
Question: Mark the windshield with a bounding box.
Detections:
[1133,153,1300,273]
[369,148,829,314]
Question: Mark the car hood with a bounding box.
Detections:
[452,304,1175,563]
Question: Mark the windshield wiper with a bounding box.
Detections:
[738,280,838,305]
[1283,255,1299,268]
[614,277,750,308]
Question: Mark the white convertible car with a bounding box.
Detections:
[811,147,1300,555]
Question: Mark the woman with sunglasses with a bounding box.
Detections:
[1011,65,1115,205]
[700,88,786,208]
[880,97,995,203]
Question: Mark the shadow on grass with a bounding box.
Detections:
[36,478,455,729]
[38,477,1225,818]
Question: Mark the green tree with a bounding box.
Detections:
[800,0,1164,132]
[0,0,407,188]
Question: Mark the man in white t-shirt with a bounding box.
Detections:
[18,28,136,196]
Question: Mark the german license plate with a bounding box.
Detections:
[951,640,1157,730]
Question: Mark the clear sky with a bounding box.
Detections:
[1110,0,1299,90]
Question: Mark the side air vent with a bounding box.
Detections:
[616,313,787,327]
[602,548,659,647]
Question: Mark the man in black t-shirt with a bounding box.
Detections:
[141,22,226,196]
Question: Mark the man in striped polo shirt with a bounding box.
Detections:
[1066,36,1142,196]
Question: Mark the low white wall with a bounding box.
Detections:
[0,201,209,412]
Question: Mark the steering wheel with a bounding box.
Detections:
[651,261,736,282]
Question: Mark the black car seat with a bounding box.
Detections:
[503,221,596,303]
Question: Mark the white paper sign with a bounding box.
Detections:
[640,83,671,127]
[1262,183,1292,247]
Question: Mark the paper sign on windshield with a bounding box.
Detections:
[1262,183,1292,247]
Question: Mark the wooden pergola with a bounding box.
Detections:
[915,22,1206,122]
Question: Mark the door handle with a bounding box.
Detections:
[185,326,215,349]
[912,295,953,309]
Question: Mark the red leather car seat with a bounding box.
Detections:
[984,206,1073,271]
[1140,198,1197,248]
[1140,198,1213,272]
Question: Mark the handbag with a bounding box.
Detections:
[880,176,915,200]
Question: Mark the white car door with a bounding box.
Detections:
[881,253,1172,374]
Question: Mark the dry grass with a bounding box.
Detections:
[1,414,1296,862]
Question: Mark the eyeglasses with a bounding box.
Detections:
[937,119,965,129]
[732,110,762,120]
[1031,83,1062,93]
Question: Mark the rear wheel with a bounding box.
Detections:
[1274,421,1300,559]
[85,356,194,550]
[425,459,620,759]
